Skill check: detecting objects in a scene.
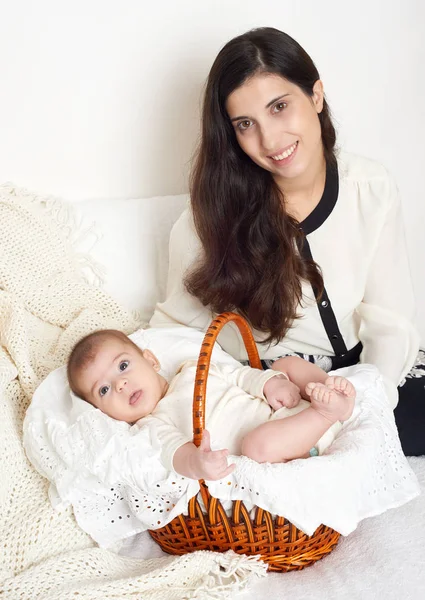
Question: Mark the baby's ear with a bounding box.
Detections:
[142,349,161,371]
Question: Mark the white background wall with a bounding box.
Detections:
[1,0,424,340]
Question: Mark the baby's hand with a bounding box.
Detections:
[192,430,235,481]
[264,374,301,410]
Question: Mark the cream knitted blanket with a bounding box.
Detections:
[0,184,267,599]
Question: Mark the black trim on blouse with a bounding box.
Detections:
[300,238,348,356]
[298,163,349,357]
[300,163,339,235]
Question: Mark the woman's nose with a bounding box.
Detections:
[260,124,279,153]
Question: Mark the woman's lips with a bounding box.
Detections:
[268,141,299,167]
[129,390,142,405]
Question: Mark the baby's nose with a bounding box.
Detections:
[116,378,128,392]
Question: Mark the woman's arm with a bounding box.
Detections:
[357,172,420,390]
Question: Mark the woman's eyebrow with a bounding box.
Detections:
[265,93,290,109]
[230,114,249,123]
[230,94,291,122]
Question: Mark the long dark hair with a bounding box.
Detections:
[186,27,336,344]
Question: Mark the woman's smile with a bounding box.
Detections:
[268,141,299,166]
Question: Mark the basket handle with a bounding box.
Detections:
[192,312,262,447]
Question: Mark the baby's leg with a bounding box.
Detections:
[241,385,354,463]
[272,356,329,399]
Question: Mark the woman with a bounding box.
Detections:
[150,27,424,456]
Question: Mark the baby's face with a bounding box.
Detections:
[76,338,168,423]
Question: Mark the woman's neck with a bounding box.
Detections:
[276,150,327,223]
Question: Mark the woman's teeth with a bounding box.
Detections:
[271,142,298,161]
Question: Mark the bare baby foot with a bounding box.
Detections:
[305,382,355,423]
[324,376,356,400]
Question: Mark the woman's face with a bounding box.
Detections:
[226,72,324,183]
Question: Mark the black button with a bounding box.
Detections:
[331,334,339,340]
[321,300,329,308]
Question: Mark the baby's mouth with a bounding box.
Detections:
[129,390,142,405]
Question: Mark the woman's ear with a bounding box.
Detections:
[312,79,324,114]
[142,349,161,371]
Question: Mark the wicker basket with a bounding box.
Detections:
[149,312,340,571]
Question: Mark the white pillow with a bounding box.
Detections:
[73,194,188,321]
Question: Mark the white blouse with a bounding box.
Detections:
[150,152,420,407]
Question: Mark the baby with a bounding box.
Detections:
[67,329,355,481]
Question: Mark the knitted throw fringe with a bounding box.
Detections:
[0,548,267,600]
[0,184,267,599]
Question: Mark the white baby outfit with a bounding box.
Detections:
[142,360,339,469]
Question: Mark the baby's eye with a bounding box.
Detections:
[119,360,129,372]
[272,101,287,113]
[237,119,253,131]
[99,385,109,397]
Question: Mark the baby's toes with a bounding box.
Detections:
[325,376,336,389]
[332,376,355,397]
[342,379,356,398]
[322,389,333,404]
[305,382,316,397]
[326,376,354,396]
[311,383,327,403]
[334,376,347,388]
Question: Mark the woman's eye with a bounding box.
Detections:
[272,102,287,113]
[99,385,109,397]
[119,360,129,372]
[237,119,253,131]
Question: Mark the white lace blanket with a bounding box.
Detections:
[0,184,267,599]
[25,353,420,548]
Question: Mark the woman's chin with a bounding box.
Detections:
[272,161,305,181]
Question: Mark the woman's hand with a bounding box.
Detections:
[264,374,301,410]
[173,431,235,481]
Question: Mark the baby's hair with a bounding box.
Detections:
[67,329,138,400]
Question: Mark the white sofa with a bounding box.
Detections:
[68,193,425,600]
